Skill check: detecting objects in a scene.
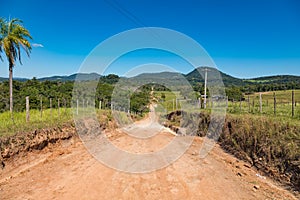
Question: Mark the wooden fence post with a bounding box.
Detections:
[99,100,102,110]
[259,93,262,113]
[273,92,276,116]
[199,97,201,109]
[239,98,242,112]
[64,98,67,114]
[40,96,43,118]
[76,99,79,115]
[292,90,295,117]
[58,98,60,116]
[50,98,52,118]
[226,96,228,108]
[248,95,250,113]
[26,96,30,122]
[173,99,175,111]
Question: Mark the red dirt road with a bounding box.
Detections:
[0,126,297,200]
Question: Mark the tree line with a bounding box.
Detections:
[1,76,299,113]
[0,76,153,115]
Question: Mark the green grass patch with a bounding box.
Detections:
[153,91,185,113]
[248,90,300,103]
[0,108,116,137]
[153,90,300,119]
[0,108,73,137]
[228,90,300,119]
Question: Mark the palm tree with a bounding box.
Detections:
[0,18,32,115]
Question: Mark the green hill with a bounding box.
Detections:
[0,68,299,91]
[245,75,300,84]
[185,67,245,87]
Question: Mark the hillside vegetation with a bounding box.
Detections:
[1,67,299,103]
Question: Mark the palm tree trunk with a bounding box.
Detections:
[9,62,13,114]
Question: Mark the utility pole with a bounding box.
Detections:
[202,67,210,109]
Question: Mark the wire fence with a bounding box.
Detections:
[156,90,299,119]
[2,90,299,123]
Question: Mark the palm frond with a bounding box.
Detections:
[0,17,32,66]
[12,24,33,40]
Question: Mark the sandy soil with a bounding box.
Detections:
[0,110,298,200]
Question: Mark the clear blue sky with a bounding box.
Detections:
[1,0,300,78]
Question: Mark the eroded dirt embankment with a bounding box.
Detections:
[0,123,77,169]
[164,111,300,193]
[0,109,118,169]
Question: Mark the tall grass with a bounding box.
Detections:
[0,108,120,137]
[164,110,300,189]
[220,113,300,189]
[0,108,73,137]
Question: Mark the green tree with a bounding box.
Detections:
[225,87,243,101]
[0,18,32,115]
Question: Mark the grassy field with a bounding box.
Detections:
[0,89,298,137]
[0,108,116,137]
[228,90,300,119]
[153,90,300,120]
[248,90,300,103]
[153,91,185,112]
[0,108,73,137]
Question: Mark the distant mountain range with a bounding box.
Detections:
[0,73,101,82]
[0,67,299,87]
[0,77,28,82]
[38,73,101,81]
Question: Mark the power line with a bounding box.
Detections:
[103,0,214,86]
[103,0,179,52]
[103,0,147,27]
